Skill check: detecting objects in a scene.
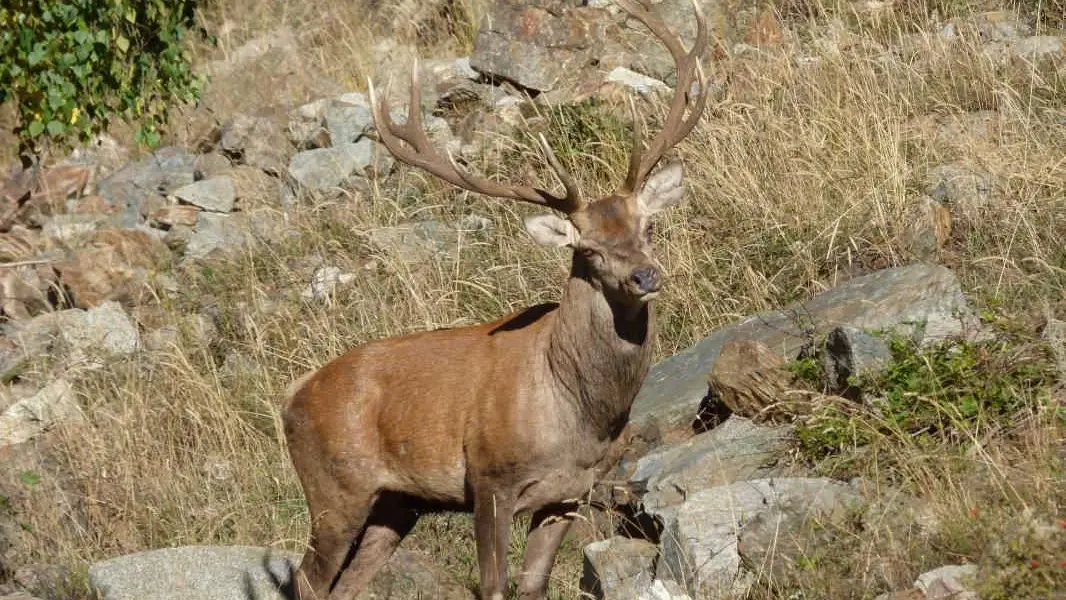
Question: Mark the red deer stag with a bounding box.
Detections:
[282,1,708,598]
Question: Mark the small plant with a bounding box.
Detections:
[795,330,1058,462]
[0,0,205,159]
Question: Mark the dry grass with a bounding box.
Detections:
[2,0,1065,598]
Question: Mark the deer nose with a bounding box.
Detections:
[630,266,660,293]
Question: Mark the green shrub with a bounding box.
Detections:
[796,330,1059,462]
[0,0,204,157]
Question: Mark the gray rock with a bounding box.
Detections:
[300,265,356,301]
[928,163,996,210]
[194,152,232,179]
[42,213,101,242]
[185,213,250,260]
[5,301,139,369]
[654,478,862,598]
[631,416,791,513]
[629,264,981,440]
[95,147,198,227]
[288,139,382,191]
[638,580,692,600]
[88,545,298,600]
[470,1,607,92]
[821,326,893,399]
[173,176,236,213]
[605,67,670,96]
[365,220,460,265]
[581,537,658,599]
[326,93,373,145]
[219,114,292,175]
[0,379,78,448]
[288,99,331,148]
[1013,35,1064,59]
[914,564,979,600]
[615,0,725,85]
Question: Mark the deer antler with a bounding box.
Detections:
[616,0,709,193]
[368,62,583,213]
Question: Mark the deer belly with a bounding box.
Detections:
[382,441,468,503]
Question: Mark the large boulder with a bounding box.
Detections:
[87,545,475,600]
[628,264,983,442]
[469,0,608,93]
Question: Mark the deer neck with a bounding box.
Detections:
[546,258,656,441]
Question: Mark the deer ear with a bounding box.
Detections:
[637,162,685,215]
[524,214,579,247]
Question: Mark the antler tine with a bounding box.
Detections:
[618,0,709,192]
[367,62,583,213]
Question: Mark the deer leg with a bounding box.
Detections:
[293,495,373,600]
[516,507,574,600]
[329,494,419,599]
[474,488,516,600]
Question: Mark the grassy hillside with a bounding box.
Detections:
[1,0,1063,598]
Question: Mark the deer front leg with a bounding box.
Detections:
[517,507,574,600]
[474,488,516,600]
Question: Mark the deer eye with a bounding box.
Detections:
[578,247,603,266]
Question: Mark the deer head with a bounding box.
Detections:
[369,0,708,308]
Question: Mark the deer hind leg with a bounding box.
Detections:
[292,491,373,599]
[516,507,574,600]
[474,488,517,600]
[329,492,419,598]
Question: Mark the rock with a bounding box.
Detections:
[56,229,170,309]
[205,27,300,77]
[95,147,199,227]
[0,226,40,262]
[604,67,670,96]
[5,301,139,369]
[706,340,796,422]
[1012,35,1064,59]
[654,478,862,598]
[631,416,791,513]
[184,213,250,260]
[150,204,201,229]
[287,99,331,149]
[581,537,659,599]
[88,545,298,600]
[88,544,476,600]
[365,220,460,265]
[229,165,284,208]
[326,93,373,145]
[628,264,982,442]
[0,266,53,320]
[615,0,728,85]
[469,0,607,92]
[639,579,692,600]
[927,163,996,212]
[300,265,356,301]
[905,195,952,259]
[218,114,291,175]
[0,379,79,448]
[821,326,893,400]
[914,564,979,600]
[193,152,232,179]
[288,140,379,191]
[172,177,236,213]
[42,213,102,242]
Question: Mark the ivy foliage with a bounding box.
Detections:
[0,0,204,155]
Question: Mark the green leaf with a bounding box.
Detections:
[18,470,41,487]
[115,35,129,53]
[27,120,44,137]
[46,120,65,135]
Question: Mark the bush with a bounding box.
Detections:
[0,0,204,158]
